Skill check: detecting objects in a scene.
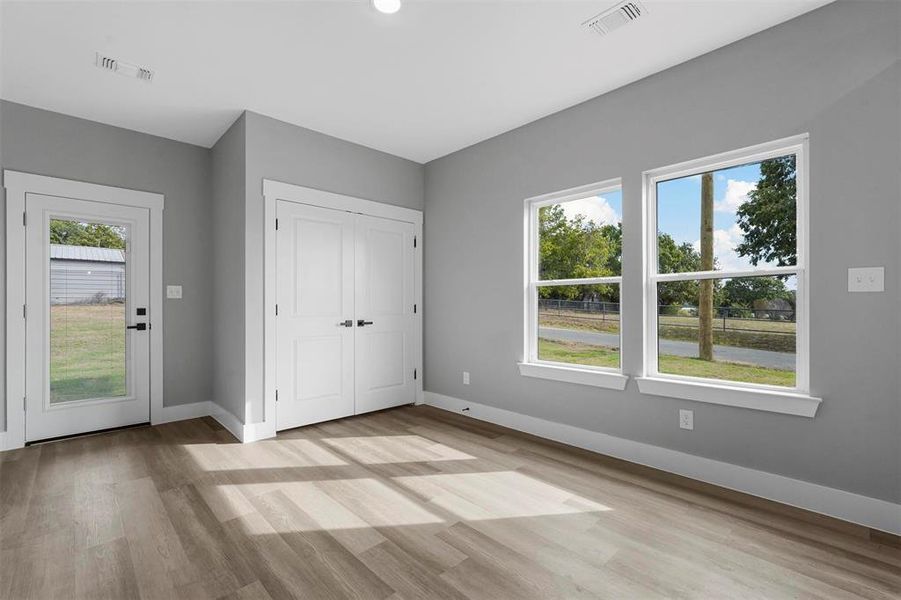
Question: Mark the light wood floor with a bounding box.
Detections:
[1,406,898,600]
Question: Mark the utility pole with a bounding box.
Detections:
[699,172,715,361]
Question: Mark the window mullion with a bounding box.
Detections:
[652,266,799,283]
[537,276,622,287]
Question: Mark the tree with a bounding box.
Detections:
[538,204,619,302]
[698,173,715,361]
[721,277,790,308]
[50,219,126,249]
[657,233,702,275]
[656,234,703,308]
[735,155,797,266]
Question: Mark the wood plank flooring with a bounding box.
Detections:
[1,405,899,599]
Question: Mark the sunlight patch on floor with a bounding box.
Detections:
[215,478,445,530]
[182,438,346,470]
[313,477,445,526]
[394,471,612,520]
[322,435,475,464]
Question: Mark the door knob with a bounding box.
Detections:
[126,323,147,331]
[338,320,353,327]
[357,319,374,327]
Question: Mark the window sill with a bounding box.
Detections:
[518,362,629,390]
[635,377,822,417]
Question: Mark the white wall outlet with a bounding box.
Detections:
[166,285,183,299]
[679,409,694,430]
[848,267,884,293]
[463,371,470,385]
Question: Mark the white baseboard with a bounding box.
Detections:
[0,400,215,451]
[424,391,901,536]
[0,399,270,449]
[209,402,247,442]
[243,420,277,443]
[154,401,213,425]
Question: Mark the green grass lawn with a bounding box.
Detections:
[657,354,795,387]
[539,312,621,335]
[538,337,620,368]
[538,338,795,387]
[50,303,127,403]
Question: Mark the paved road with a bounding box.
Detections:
[539,327,794,370]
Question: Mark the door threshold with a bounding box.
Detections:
[25,422,151,446]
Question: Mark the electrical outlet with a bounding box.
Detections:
[166,285,183,299]
[679,409,694,430]
[463,371,470,385]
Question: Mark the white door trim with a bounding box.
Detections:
[262,179,423,439]
[3,170,164,450]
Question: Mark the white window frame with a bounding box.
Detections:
[518,178,628,390]
[637,134,822,417]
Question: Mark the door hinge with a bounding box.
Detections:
[23,304,26,320]
[413,235,417,249]
[275,218,279,230]
[413,368,417,380]
[23,396,27,412]
[275,304,279,316]
[275,389,279,402]
[413,303,417,314]
[23,212,27,227]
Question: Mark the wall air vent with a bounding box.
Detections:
[583,1,647,37]
[95,52,154,82]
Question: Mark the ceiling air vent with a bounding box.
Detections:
[95,52,154,83]
[583,1,647,37]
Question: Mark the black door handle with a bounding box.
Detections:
[357,320,374,327]
[126,323,147,331]
[338,320,353,327]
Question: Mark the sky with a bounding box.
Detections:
[556,160,793,275]
[559,189,622,229]
[657,161,773,272]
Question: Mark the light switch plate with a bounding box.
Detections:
[167,285,183,299]
[463,371,470,385]
[848,267,884,293]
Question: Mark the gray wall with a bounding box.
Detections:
[0,100,214,430]
[423,0,901,502]
[210,113,247,423]
[242,111,424,422]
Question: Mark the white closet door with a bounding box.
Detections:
[276,202,356,430]
[354,214,416,414]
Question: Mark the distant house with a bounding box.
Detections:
[752,298,795,321]
[50,244,126,305]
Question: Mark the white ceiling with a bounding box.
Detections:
[1,0,832,163]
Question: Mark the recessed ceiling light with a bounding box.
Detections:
[372,0,401,15]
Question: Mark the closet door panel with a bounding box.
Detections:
[354,214,416,414]
[276,202,355,430]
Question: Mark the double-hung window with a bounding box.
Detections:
[520,179,628,390]
[640,135,819,416]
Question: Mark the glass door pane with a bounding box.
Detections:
[49,219,128,403]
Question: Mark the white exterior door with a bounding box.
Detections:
[276,202,356,430]
[354,214,416,414]
[25,194,151,441]
[275,201,416,431]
